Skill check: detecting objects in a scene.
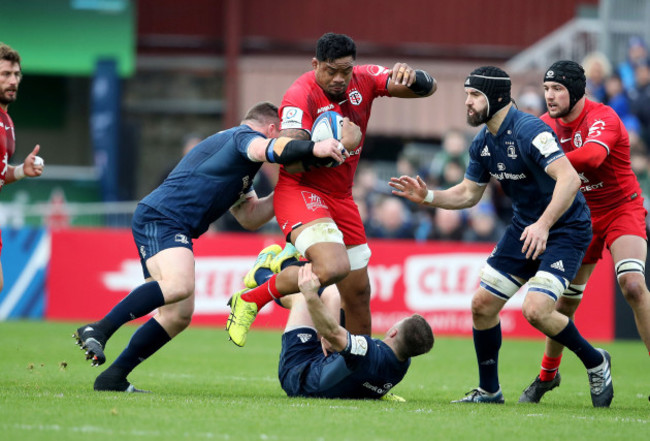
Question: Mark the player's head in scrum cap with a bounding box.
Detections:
[464,66,512,126]
[543,60,587,117]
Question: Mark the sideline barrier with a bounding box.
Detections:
[43,228,614,339]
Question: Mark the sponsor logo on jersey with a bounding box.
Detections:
[490,171,527,181]
[174,234,189,245]
[301,191,328,211]
[550,260,565,272]
[560,137,572,143]
[362,381,393,395]
[281,107,303,129]
[2,152,7,177]
[480,146,490,156]
[580,181,605,192]
[316,104,335,114]
[139,246,146,259]
[349,89,363,105]
[497,163,506,171]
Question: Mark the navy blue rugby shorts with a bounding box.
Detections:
[487,221,592,283]
[131,203,194,279]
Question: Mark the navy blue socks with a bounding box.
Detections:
[550,320,604,369]
[97,281,165,338]
[473,323,502,393]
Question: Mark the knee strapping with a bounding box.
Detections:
[615,258,645,280]
[528,271,568,301]
[479,264,522,299]
[561,283,586,299]
[347,244,371,270]
[294,222,344,256]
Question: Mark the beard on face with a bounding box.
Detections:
[0,88,17,106]
[549,103,570,119]
[466,106,489,127]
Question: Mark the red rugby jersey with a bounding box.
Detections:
[0,107,16,190]
[541,99,642,215]
[279,64,391,196]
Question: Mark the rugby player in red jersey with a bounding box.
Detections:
[0,42,44,292]
[227,32,436,345]
[520,60,650,403]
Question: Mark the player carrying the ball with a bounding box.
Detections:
[227,32,436,346]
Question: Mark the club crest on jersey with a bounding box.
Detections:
[348,89,363,105]
[506,143,517,159]
[574,132,583,148]
[301,191,328,211]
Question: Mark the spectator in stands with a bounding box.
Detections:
[516,85,545,117]
[463,200,502,243]
[428,129,469,188]
[365,195,415,239]
[604,73,640,135]
[582,51,611,103]
[618,36,648,92]
[429,208,465,241]
[628,57,650,147]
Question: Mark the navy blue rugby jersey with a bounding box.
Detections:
[465,107,590,229]
[315,335,409,399]
[141,125,265,237]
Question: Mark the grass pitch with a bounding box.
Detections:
[0,320,648,441]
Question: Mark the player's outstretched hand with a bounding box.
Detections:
[390,62,416,86]
[389,175,428,204]
[340,118,361,152]
[520,221,549,260]
[23,144,44,177]
[298,263,322,298]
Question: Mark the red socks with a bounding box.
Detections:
[539,354,563,381]
[241,274,281,309]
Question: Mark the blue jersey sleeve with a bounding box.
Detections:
[465,136,491,184]
[517,118,565,171]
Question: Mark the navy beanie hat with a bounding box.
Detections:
[465,66,512,118]
[544,60,586,109]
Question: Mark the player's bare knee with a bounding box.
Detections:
[616,259,646,305]
[619,274,648,305]
[470,294,495,320]
[521,299,550,328]
[312,261,349,286]
[160,280,195,304]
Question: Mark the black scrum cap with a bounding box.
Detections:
[465,66,512,118]
[544,60,586,109]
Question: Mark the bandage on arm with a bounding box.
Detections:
[564,142,608,172]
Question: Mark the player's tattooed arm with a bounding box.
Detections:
[279,128,310,140]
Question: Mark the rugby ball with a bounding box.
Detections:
[311,111,344,142]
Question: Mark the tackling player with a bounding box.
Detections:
[0,42,44,292]
[226,32,436,346]
[519,60,650,403]
[278,263,433,400]
[390,66,612,407]
[73,101,360,392]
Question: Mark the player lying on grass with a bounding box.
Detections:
[276,262,433,399]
